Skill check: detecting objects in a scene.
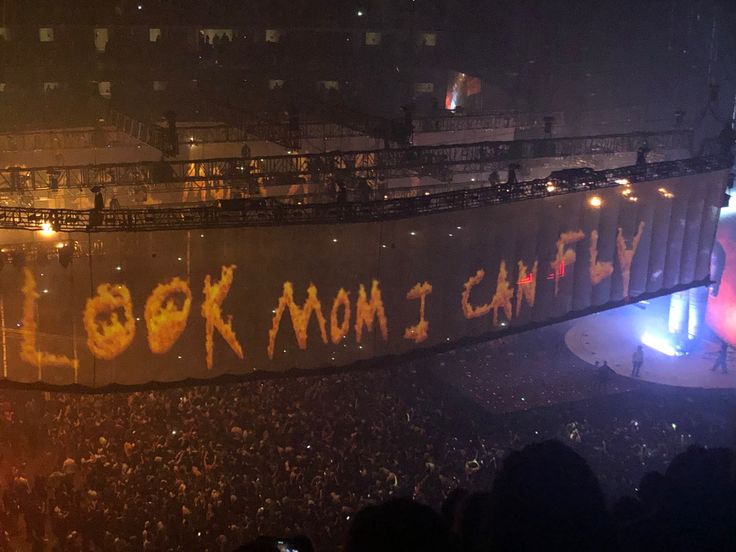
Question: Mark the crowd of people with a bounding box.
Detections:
[343,440,736,551]
[0,328,732,551]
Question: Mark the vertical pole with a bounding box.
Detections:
[88,232,96,387]
[706,18,718,87]
[35,299,41,381]
[0,297,7,379]
[186,230,191,280]
[70,247,78,384]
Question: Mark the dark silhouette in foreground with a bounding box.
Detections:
[344,440,736,552]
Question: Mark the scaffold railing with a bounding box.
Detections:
[414,111,565,133]
[205,100,300,149]
[0,130,692,193]
[177,125,248,144]
[0,156,723,233]
[104,103,169,153]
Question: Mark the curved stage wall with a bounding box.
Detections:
[0,170,726,388]
[707,187,736,343]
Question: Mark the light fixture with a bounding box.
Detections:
[39,222,56,237]
[589,196,602,208]
[641,332,678,356]
[546,182,556,193]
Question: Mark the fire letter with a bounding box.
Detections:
[83,283,136,360]
[404,282,433,343]
[268,282,328,359]
[461,269,492,319]
[589,230,614,285]
[355,280,388,343]
[515,260,538,316]
[330,288,351,345]
[550,230,585,295]
[202,265,244,369]
[616,222,645,298]
[145,277,192,354]
[21,268,78,379]
[490,261,514,326]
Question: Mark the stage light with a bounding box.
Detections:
[641,332,678,356]
[719,188,736,218]
[546,182,556,192]
[589,196,602,208]
[39,222,55,237]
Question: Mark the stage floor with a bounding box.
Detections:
[565,305,736,389]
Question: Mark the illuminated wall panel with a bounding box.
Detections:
[0,170,725,388]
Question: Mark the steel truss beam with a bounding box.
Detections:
[0,156,722,233]
[0,130,692,194]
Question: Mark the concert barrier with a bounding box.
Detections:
[0,156,726,389]
[0,130,692,193]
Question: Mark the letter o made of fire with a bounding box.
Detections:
[145,278,192,354]
[330,288,351,344]
[83,283,136,360]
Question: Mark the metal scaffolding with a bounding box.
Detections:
[0,156,723,233]
[0,130,692,194]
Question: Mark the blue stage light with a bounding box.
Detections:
[641,332,678,357]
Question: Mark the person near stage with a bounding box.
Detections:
[636,145,650,166]
[488,170,500,186]
[91,186,105,210]
[632,345,644,377]
[712,341,729,374]
[597,360,611,389]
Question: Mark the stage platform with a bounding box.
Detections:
[565,304,736,389]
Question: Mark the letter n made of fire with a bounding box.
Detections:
[490,261,514,326]
[616,222,645,298]
[201,265,244,370]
